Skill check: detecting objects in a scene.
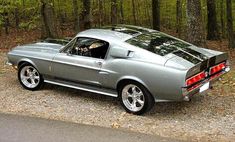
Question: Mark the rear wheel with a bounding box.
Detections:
[18,63,43,90]
[119,81,155,115]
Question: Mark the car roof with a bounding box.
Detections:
[76,25,157,42]
[76,29,133,42]
[102,24,156,35]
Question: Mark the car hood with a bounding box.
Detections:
[12,42,64,53]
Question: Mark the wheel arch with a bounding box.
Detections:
[116,76,155,100]
[17,58,38,70]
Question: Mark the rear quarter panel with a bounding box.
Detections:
[102,58,187,101]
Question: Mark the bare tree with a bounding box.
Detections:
[152,0,160,31]
[207,0,219,40]
[226,0,235,48]
[186,0,205,47]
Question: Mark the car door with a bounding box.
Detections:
[51,37,109,87]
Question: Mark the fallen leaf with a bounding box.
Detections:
[111,122,120,129]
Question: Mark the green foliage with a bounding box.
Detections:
[19,21,37,30]
[0,0,234,36]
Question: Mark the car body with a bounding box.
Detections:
[7,25,230,114]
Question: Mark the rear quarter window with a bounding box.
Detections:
[126,32,191,56]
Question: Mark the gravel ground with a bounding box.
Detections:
[0,53,234,142]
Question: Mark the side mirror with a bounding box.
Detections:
[66,49,73,56]
[110,46,133,58]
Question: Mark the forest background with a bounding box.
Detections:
[0,0,235,51]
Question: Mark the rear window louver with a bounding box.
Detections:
[173,50,201,64]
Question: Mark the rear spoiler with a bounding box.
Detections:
[186,52,229,78]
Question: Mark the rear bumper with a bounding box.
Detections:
[181,66,230,101]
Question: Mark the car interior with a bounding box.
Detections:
[66,37,109,59]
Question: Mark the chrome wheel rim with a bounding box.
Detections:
[20,66,40,88]
[122,84,145,112]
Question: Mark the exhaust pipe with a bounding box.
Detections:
[183,96,191,102]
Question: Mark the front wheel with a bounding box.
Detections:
[18,63,43,90]
[119,81,155,115]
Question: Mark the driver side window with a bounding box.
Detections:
[65,37,109,59]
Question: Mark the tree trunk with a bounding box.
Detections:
[80,0,91,30]
[98,0,103,27]
[120,0,124,24]
[207,0,220,40]
[146,1,152,27]
[152,0,160,31]
[40,0,59,38]
[72,0,80,32]
[136,0,141,25]
[3,12,9,35]
[176,0,182,38]
[186,0,205,47]
[103,0,108,25]
[15,7,20,30]
[57,0,64,23]
[226,0,235,48]
[132,0,137,25]
[220,0,225,38]
[111,0,118,25]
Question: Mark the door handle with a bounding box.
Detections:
[95,61,103,66]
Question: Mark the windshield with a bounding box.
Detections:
[126,32,191,56]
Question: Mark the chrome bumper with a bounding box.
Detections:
[182,66,230,101]
[5,61,18,70]
[5,61,13,66]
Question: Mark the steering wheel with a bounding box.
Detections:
[79,45,91,56]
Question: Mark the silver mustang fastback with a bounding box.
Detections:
[7,25,230,114]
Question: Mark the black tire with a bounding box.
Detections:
[18,63,44,91]
[118,81,155,115]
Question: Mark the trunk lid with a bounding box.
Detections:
[165,46,229,79]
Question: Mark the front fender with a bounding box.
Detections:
[17,58,39,70]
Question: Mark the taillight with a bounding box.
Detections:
[186,72,206,86]
[209,62,226,75]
